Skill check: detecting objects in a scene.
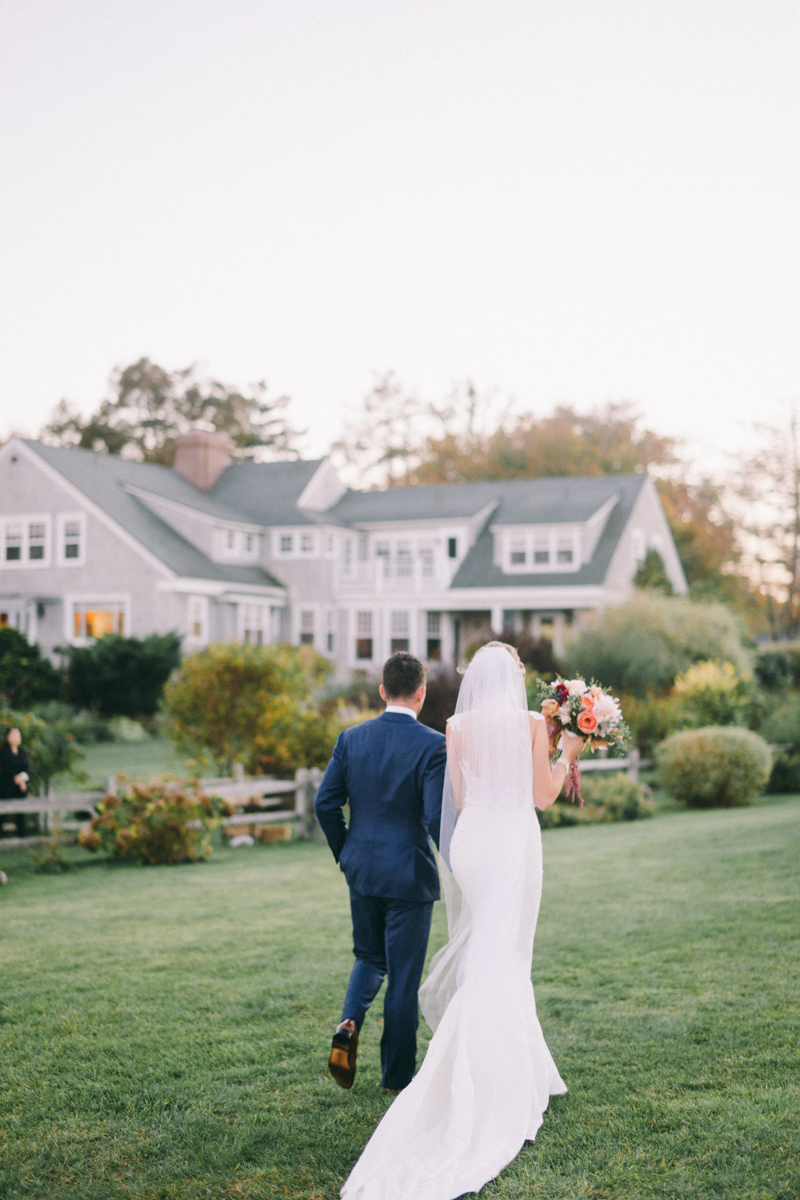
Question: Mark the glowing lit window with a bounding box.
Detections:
[73,603,124,639]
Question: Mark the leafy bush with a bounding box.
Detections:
[1,707,85,795]
[672,660,745,727]
[108,717,150,743]
[0,628,62,706]
[465,630,562,677]
[418,667,461,733]
[163,643,338,777]
[634,548,674,595]
[754,647,792,691]
[64,632,182,717]
[565,594,750,697]
[538,772,653,828]
[618,692,682,753]
[78,777,229,864]
[766,750,800,794]
[657,727,772,808]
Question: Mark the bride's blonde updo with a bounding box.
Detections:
[459,640,526,677]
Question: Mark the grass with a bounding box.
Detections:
[1,799,798,1199]
[53,737,201,792]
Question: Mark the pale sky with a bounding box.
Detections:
[1,1,799,469]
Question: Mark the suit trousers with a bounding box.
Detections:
[342,889,434,1090]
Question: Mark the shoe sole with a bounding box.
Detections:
[329,1034,356,1088]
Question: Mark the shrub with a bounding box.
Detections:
[672,660,745,728]
[1,707,85,795]
[754,647,792,691]
[766,751,800,794]
[618,692,682,753]
[657,726,772,808]
[64,632,182,718]
[634,548,674,595]
[163,642,338,777]
[0,628,62,706]
[538,772,653,828]
[78,777,229,864]
[565,594,750,697]
[418,667,461,733]
[465,630,562,676]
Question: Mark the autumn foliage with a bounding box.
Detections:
[162,642,338,777]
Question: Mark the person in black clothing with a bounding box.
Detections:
[0,726,31,838]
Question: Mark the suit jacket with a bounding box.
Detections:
[314,711,447,903]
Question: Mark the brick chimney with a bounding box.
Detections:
[173,430,232,491]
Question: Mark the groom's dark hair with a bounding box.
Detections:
[383,652,427,700]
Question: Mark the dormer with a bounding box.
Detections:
[492,493,619,575]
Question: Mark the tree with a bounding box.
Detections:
[330,371,426,487]
[0,707,84,795]
[63,633,182,717]
[565,593,750,698]
[734,404,800,638]
[162,643,337,777]
[634,549,674,595]
[41,357,301,465]
[407,399,678,485]
[0,628,62,706]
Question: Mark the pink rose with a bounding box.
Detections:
[577,710,598,734]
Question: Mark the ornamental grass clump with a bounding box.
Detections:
[657,726,772,808]
[78,777,230,864]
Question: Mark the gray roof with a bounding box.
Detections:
[209,459,328,526]
[451,474,647,589]
[25,442,284,589]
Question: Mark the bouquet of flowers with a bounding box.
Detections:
[535,676,629,807]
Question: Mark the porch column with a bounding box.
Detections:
[553,612,566,659]
[490,605,503,634]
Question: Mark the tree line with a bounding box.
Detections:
[35,358,800,639]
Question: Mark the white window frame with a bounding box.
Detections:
[57,512,87,567]
[186,594,210,647]
[65,594,129,644]
[300,532,316,555]
[1,513,52,569]
[354,610,374,662]
[503,527,581,574]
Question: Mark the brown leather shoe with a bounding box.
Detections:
[328,1019,358,1089]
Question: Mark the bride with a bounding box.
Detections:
[341,642,585,1200]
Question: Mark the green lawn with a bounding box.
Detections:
[53,737,198,792]
[1,800,798,1199]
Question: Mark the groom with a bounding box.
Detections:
[314,652,447,1093]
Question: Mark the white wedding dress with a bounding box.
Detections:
[341,646,566,1200]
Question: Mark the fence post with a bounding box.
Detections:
[626,747,640,782]
[307,767,323,841]
[294,768,309,838]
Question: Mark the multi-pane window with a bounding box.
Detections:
[448,537,458,559]
[427,611,442,661]
[356,611,373,660]
[419,544,434,578]
[64,520,82,560]
[245,534,254,553]
[73,602,125,639]
[357,536,369,562]
[326,611,336,654]
[4,523,22,561]
[241,603,264,645]
[396,542,412,579]
[510,540,526,566]
[300,610,315,645]
[28,523,46,560]
[375,542,391,579]
[390,610,410,654]
[226,530,236,551]
[301,534,314,553]
[556,533,574,564]
[533,536,550,565]
[279,535,293,553]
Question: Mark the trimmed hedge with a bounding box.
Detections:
[657,726,772,808]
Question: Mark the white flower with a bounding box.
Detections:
[565,679,588,696]
[558,703,572,724]
[592,693,621,724]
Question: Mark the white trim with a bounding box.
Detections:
[0,512,52,569]
[185,594,210,648]
[158,578,284,601]
[55,511,87,567]
[6,440,175,579]
[64,593,131,644]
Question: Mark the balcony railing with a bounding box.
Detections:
[337,557,446,593]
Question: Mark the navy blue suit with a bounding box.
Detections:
[314,711,446,1088]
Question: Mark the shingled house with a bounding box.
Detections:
[0,431,686,673]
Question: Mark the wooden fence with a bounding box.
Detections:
[0,768,324,850]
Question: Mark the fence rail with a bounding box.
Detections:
[0,768,324,850]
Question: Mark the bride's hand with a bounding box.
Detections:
[560,731,586,760]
